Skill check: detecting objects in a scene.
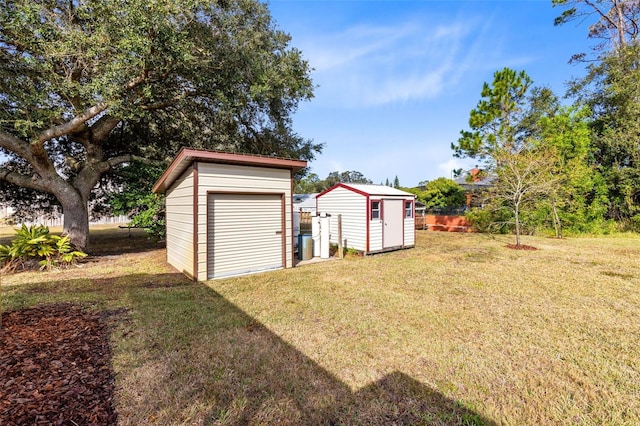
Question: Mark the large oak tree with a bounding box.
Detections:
[0,0,319,250]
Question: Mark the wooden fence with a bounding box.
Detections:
[299,211,312,234]
[416,214,472,233]
[297,211,472,233]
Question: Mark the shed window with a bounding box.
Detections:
[405,200,413,218]
[371,201,381,220]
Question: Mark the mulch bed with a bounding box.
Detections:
[506,244,538,251]
[0,303,118,425]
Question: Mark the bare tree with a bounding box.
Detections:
[553,0,640,60]
[491,147,561,246]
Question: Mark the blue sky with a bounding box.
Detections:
[267,0,591,187]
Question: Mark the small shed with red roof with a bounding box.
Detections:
[315,183,416,255]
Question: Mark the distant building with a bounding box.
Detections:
[454,167,495,208]
[293,193,318,212]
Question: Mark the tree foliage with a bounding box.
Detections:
[492,148,560,245]
[452,68,533,163]
[454,69,563,245]
[0,0,319,249]
[559,0,640,227]
[452,3,640,238]
[107,162,166,239]
[405,178,465,211]
[535,106,610,235]
[294,170,372,193]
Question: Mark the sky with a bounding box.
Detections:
[267,0,592,187]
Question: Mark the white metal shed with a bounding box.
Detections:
[153,148,307,281]
[315,183,416,255]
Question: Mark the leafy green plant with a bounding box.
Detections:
[344,247,361,257]
[0,225,87,272]
[38,234,88,271]
[0,244,10,263]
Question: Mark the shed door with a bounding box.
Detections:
[207,193,283,279]
[383,199,404,249]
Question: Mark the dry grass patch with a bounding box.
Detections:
[3,229,640,424]
[209,232,640,425]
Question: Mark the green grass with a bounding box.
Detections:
[3,229,640,424]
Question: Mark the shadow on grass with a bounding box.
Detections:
[86,228,165,256]
[0,226,164,256]
[5,272,496,425]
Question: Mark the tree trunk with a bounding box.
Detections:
[60,192,90,251]
[514,204,521,246]
[551,201,562,239]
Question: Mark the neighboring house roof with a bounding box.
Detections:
[153,148,308,193]
[454,176,496,188]
[454,168,496,189]
[318,183,415,198]
[293,193,318,210]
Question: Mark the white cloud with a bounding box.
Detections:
[309,23,417,72]
[298,16,498,108]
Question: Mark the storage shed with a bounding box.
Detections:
[153,148,307,281]
[315,184,416,254]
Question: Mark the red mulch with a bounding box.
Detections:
[506,244,538,251]
[0,303,118,426]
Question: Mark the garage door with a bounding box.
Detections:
[207,193,284,279]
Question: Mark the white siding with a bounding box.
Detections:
[316,187,368,251]
[165,168,195,277]
[369,220,383,252]
[196,163,292,281]
[404,217,415,246]
[403,198,416,246]
[207,194,283,279]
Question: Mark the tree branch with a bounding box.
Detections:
[0,167,49,193]
[584,0,627,46]
[91,115,121,143]
[104,154,149,169]
[72,154,149,196]
[0,130,30,158]
[124,75,147,91]
[33,102,108,146]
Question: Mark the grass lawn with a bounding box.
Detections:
[2,228,640,425]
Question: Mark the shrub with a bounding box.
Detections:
[465,207,512,234]
[0,225,87,272]
[127,194,165,240]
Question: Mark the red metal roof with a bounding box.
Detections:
[316,183,415,199]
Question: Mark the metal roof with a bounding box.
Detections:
[153,148,307,193]
[318,183,415,198]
